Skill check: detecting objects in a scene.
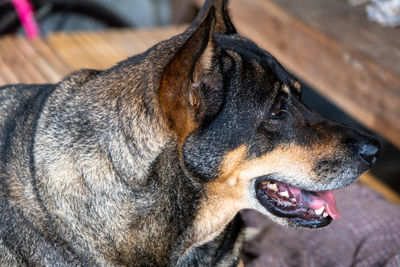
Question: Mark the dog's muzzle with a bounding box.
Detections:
[255,177,341,228]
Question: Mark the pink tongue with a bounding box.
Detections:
[312,191,341,220]
[288,187,341,220]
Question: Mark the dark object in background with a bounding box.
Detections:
[0,0,132,35]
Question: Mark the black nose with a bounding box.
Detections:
[358,139,380,166]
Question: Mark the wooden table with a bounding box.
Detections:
[188,0,400,149]
[0,27,399,203]
[0,27,185,86]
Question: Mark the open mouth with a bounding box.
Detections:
[255,177,341,228]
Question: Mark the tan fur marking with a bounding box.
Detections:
[193,41,214,82]
[250,59,265,75]
[292,81,302,93]
[193,142,336,245]
[236,144,328,183]
[272,81,280,94]
[193,145,248,245]
[159,77,199,146]
[282,84,290,94]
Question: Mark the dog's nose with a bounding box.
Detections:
[358,139,380,166]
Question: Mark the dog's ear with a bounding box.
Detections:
[159,5,228,142]
[192,0,236,34]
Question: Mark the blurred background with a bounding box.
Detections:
[0,0,399,196]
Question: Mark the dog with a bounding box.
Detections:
[0,0,380,266]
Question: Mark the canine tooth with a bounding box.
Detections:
[278,191,289,198]
[290,198,297,204]
[261,181,270,185]
[267,183,278,192]
[314,206,325,216]
[323,212,328,218]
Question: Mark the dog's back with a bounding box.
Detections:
[0,81,105,266]
[0,84,47,138]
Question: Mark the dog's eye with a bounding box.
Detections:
[269,102,289,118]
[271,108,281,116]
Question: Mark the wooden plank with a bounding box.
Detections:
[71,33,115,69]
[92,32,132,62]
[273,0,400,78]
[0,38,23,84]
[46,32,102,70]
[0,36,45,84]
[360,173,400,204]
[127,28,169,51]
[28,38,72,79]
[46,27,186,72]
[0,35,71,85]
[13,37,63,83]
[150,26,186,41]
[0,56,20,85]
[105,30,149,56]
[0,27,186,87]
[107,29,151,56]
[193,0,400,149]
[0,73,5,85]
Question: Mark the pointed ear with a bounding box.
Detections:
[193,0,236,34]
[159,10,224,142]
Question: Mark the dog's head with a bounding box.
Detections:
[159,0,379,229]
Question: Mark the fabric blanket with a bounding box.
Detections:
[241,183,400,266]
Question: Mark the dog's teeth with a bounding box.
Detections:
[323,212,329,218]
[267,183,278,192]
[261,181,270,185]
[290,198,297,204]
[314,206,325,216]
[278,191,289,199]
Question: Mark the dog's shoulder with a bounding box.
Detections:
[59,68,101,89]
[0,83,52,158]
[0,83,47,123]
[0,69,104,266]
